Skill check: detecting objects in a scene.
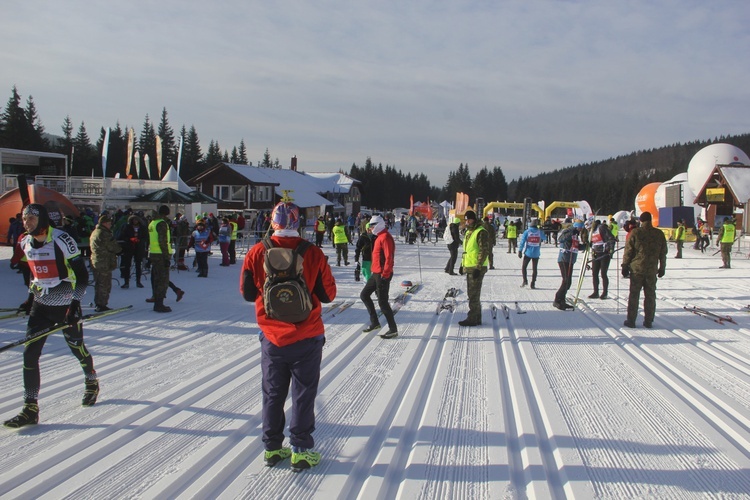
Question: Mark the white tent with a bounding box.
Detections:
[162,165,192,193]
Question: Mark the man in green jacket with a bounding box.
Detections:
[716,217,736,269]
[622,211,667,328]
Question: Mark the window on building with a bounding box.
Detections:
[214,185,246,201]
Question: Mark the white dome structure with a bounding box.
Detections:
[687,144,750,197]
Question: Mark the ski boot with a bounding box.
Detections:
[82,378,100,407]
[4,403,39,428]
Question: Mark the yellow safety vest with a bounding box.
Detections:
[148,218,172,255]
[721,223,735,243]
[506,224,517,239]
[462,226,489,267]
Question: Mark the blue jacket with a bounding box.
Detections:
[519,226,542,259]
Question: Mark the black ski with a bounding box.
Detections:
[683,305,736,324]
[0,305,133,353]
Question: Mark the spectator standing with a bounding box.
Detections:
[622,211,667,328]
[518,218,542,288]
[444,216,461,275]
[89,214,122,312]
[240,201,336,471]
[120,215,147,288]
[360,215,398,337]
[717,217,736,269]
[458,210,490,326]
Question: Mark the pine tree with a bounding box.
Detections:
[25,95,48,150]
[238,139,249,164]
[0,86,29,149]
[204,140,223,167]
[262,148,271,168]
[57,115,75,166]
[181,125,203,180]
[230,146,239,164]
[157,107,177,173]
[73,121,93,176]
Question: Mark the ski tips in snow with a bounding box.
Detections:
[436,287,460,314]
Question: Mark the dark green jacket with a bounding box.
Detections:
[622,221,667,275]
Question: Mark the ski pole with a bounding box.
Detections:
[0,305,133,354]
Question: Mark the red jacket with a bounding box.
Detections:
[371,230,395,279]
[240,235,337,347]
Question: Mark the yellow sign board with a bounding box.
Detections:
[706,188,725,202]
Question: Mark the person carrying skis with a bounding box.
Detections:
[518,217,542,288]
[588,219,616,299]
[4,204,99,428]
[553,220,584,310]
[240,201,336,471]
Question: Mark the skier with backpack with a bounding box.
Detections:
[240,201,337,472]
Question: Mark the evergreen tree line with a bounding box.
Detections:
[2,86,748,214]
[508,133,750,214]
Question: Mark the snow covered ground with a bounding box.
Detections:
[0,232,749,499]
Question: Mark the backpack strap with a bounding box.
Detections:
[261,238,274,251]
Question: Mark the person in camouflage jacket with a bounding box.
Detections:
[621,211,667,328]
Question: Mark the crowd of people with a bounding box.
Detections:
[3,200,743,475]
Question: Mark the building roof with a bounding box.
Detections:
[222,164,333,208]
[694,164,750,205]
[305,172,359,194]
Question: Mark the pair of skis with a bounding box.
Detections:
[491,302,525,320]
[683,305,736,325]
[0,305,133,353]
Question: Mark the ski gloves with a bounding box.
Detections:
[621,264,630,278]
[65,300,82,325]
[658,268,665,278]
[18,292,34,315]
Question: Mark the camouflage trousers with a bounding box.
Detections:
[92,268,112,308]
[627,272,657,325]
[720,243,732,268]
[150,257,171,300]
[466,268,486,323]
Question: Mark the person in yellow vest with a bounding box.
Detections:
[716,217,736,269]
[459,210,490,326]
[674,219,686,259]
[228,214,239,265]
[609,216,619,243]
[332,218,351,266]
[505,219,518,254]
[149,205,175,312]
[314,215,326,247]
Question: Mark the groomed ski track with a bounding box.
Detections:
[0,239,748,499]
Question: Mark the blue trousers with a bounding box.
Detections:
[260,334,324,451]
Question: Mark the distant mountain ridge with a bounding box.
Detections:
[508,132,750,213]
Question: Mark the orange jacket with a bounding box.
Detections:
[240,235,337,347]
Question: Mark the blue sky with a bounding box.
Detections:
[3,1,749,187]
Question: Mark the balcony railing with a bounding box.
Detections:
[2,175,176,199]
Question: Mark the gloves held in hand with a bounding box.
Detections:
[458,266,464,275]
[657,268,665,278]
[65,300,82,325]
[518,251,522,259]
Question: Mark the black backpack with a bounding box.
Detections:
[262,238,314,323]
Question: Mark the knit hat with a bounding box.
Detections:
[158,205,170,216]
[22,203,50,236]
[573,219,584,229]
[98,214,112,225]
[464,210,477,221]
[270,201,300,231]
[530,218,539,227]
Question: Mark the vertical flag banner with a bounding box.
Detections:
[101,127,110,178]
[144,154,151,180]
[133,150,140,179]
[176,136,184,177]
[125,128,134,178]
[156,136,163,179]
